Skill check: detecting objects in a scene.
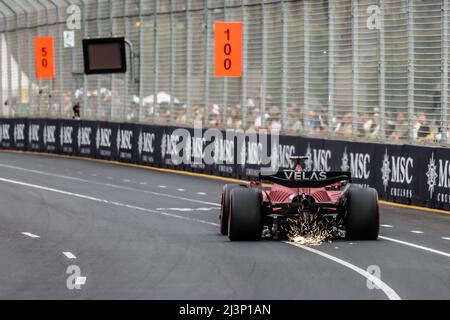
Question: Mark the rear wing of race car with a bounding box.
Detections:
[260,170,352,188]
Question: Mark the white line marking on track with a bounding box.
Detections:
[123,179,131,183]
[177,189,185,192]
[0,164,219,207]
[21,232,40,239]
[140,182,148,185]
[106,176,113,180]
[2,163,448,263]
[285,241,401,300]
[0,177,219,227]
[62,252,77,259]
[380,236,450,258]
[410,230,424,234]
[381,224,393,228]
[442,237,450,241]
[155,207,219,212]
[3,175,402,300]
[197,192,207,195]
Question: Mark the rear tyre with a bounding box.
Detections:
[346,186,379,240]
[220,184,244,235]
[228,188,262,241]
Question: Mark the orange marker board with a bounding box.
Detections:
[215,22,242,77]
[34,36,55,79]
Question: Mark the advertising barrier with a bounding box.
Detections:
[0,118,448,211]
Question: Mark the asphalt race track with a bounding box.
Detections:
[0,151,449,300]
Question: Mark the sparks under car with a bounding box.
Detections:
[220,156,379,241]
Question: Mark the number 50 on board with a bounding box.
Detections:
[34,36,55,79]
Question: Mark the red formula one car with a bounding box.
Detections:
[220,156,379,241]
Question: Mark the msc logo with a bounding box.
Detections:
[425,153,450,199]
[78,127,92,147]
[96,127,112,149]
[138,131,155,156]
[61,126,73,145]
[44,125,56,145]
[341,148,371,180]
[29,124,40,143]
[270,144,296,172]
[117,129,133,151]
[14,124,25,142]
[1,124,10,141]
[161,133,184,158]
[305,144,331,171]
[213,137,235,165]
[381,149,413,191]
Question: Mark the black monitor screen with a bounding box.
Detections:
[83,37,127,75]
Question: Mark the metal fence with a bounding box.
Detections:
[0,0,449,145]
